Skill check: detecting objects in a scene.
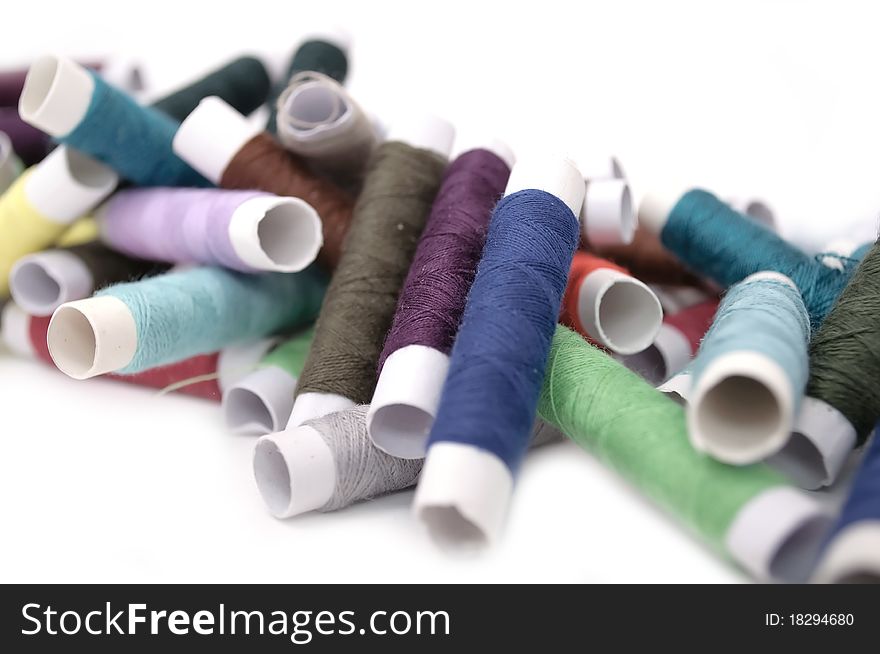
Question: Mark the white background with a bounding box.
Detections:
[1,0,876,583]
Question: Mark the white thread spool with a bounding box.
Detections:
[224,366,299,435]
[367,137,514,460]
[413,155,585,550]
[287,113,455,430]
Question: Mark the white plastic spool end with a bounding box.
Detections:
[25,147,118,223]
[577,268,663,355]
[228,195,323,272]
[172,96,262,184]
[10,251,95,316]
[505,155,585,218]
[224,367,298,435]
[47,296,137,379]
[1,303,35,358]
[414,442,513,550]
[618,322,691,386]
[726,487,831,582]
[367,345,450,460]
[637,188,685,235]
[581,179,636,246]
[812,521,880,584]
[19,56,95,137]
[253,426,337,518]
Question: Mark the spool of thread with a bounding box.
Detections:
[368,143,513,459]
[592,226,710,289]
[639,188,862,329]
[1,59,142,107]
[151,56,271,122]
[538,325,830,582]
[266,31,350,133]
[8,303,275,401]
[0,130,22,193]
[97,188,322,273]
[19,56,207,187]
[224,327,315,435]
[618,298,718,385]
[47,265,326,379]
[813,430,880,584]
[275,72,376,184]
[173,96,355,269]
[254,405,562,518]
[288,115,453,428]
[687,272,810,464]
[560,251,663,355]
[10,241,167,316]
[414,155,584,548]
[0,147,119,297]
[780,238,880,489]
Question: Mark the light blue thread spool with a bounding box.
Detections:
[687,271,810,464]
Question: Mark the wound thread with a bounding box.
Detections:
[688,273,811,463]
[275,72,376,185]
[220,133,355,269]
[426,188,580,473]
[661,190,864,329]
[98,187,321,273]
[664,298,719,351]
[267,38,349,133]
[807,239,880,445]
[538,325,785,553]
[152,56,271,122]
[30,67,208,187]
[378,148,510,370]
[27,313,222,400]
[295,141,447,404]
[96,265,326,373]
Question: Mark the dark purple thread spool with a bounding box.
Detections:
[367,144,513,459]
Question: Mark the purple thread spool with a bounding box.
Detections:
[98,187,323,273]
[367,141,514,459]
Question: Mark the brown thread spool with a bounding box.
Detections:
[172,96,354,269]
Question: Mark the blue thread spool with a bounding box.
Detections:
[688,272,810,464]
[813,428,880,583]
[638,188,862,330]
[19,56,208,187]
[414,155,584,548]
[46,266,326,379]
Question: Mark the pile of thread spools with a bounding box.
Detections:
[1,31,878,585]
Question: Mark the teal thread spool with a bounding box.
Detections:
[687,272,810,464]
[638,188,863,330]
[47,266,326,379]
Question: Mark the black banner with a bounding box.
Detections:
[0,584,872,650]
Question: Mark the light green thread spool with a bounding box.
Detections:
[538,326,828,580]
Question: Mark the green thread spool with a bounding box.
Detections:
[224,327,315,434]
[538,325,829,581]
